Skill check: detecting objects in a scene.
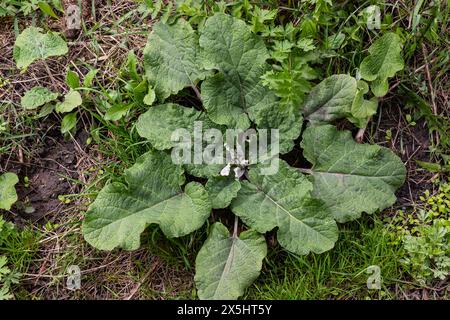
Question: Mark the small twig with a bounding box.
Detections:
[413,57,437,73]
[421,44,437,115]
[421,44,440,146]
[384,80,401,98]
[124,262,158,300]
[17,147,24,163]
[43,60,57,88]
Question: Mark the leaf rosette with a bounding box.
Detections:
[82,13,407,300]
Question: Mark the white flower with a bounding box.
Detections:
[233,167,246,179]
[220,163,231,176]
[220,141,249,178]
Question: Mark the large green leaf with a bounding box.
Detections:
[251,101,303,154]
[13,27,68,69]
[360,32,404,97]
[231,161,338,255]
[302,74,357,124]
[82,151,211,250]
[184,163,224,179]
[195,222,267,300]
[205,176,241,209]
[199,13,273,129]
[0,173,19,211]
[20,86,59,110]
[136,103,211,150]
[301,125,406,223]
[143,19,208,100]
[136,103,225,178]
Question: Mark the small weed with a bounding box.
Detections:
[385,179,450,285]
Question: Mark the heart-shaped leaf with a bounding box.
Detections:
[360,32,404,97]
[205,176,241,209]
[82,151,211,250]
[301,125,406,222]
[231,160,338,255]
[13,27,68,69]
[195,222,266,300]
[302,74,357,124]
[56,90,82,113]
[200,13,274,129]
[143,19,209,100]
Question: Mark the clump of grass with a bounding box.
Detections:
[0,216,41,275]
[246,217,407,300]
[0,215,41,299]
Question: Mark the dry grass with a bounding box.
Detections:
[1,0,194,300]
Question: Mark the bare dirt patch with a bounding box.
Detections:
[4,125,89,222]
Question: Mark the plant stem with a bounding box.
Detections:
[232,216,239,238]
[191,84,202,102]
[356,127,366,143]
[297,168,312,174]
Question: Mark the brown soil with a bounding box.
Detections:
[374,102,436,208]
[3,123,89,222]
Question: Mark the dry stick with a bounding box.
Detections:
[414,57,438,73]
[43,60,58,90]
[11,75,65,84]
[22,255,124,281]
[124,262,158,300]
[421,44,440,146]
[421,44,437,115]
